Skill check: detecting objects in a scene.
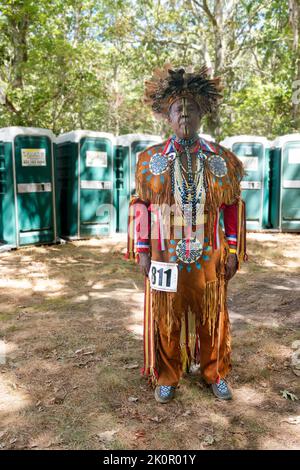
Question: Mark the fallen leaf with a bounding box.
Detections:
[291,340,300,350]
[96,430,119,443]
[128,396,139,403]
[203,435,214,446]
[182,410,192,417]
[150,416,163,423]
[280,390,298,401]
[291,352,300,368]
[123,363,139,369]
[174,422,186,429]
[281,416,300,425]
[49,391,67,405]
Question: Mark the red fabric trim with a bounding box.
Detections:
[223,203,238,237]
[162,137,172,155]
[136,248,150,253]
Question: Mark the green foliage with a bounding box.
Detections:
[221,76,293,140]
[0,0,297,139]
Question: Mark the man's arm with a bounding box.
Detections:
[135,200,151,277]
[126,196,151,276]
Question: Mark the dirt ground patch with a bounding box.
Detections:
[0,233,299,450]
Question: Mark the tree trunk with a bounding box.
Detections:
[202,0,225,140]
[10,15,29,89]
[289,0,300,129]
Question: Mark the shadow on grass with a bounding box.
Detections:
[0,236,299,449]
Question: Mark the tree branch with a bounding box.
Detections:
[3,94,19,114]
[233,3,266,43]
[192,0,218,27]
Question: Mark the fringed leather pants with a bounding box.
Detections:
[156,304,232,386]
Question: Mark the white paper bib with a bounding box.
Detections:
[150,260,178,293]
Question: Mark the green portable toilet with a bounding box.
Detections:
[220,135,271,231]
[270,134,300,232]
[0,127,56,248]
[114,134,161,232]
[56,130,115,239]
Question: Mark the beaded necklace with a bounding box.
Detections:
[168,134,207,226]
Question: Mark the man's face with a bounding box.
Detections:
[168,97,201,139]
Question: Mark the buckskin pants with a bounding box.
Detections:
[156,304,231,386]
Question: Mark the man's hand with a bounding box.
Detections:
[138,252,151,277]
[225,253,238,281]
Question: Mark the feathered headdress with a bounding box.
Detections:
[144,64,223,118]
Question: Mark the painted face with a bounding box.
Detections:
[168,97,201,139]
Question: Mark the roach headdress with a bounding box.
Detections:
[144,64,223,118]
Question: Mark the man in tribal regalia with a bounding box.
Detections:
[126,65,247,403]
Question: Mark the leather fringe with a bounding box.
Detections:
[151,290,179,345]
[201,280,219,342]
[237,198,248,269]
[180,309,197,373]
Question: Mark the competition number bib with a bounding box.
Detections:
[150,261,178,293]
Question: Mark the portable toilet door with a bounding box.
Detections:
[115,134,161,233]
[0,132,17,249]
[271,134,300,232]
[220,135,271,231]
[56,131,115,239]
[114,141,130,234]
[0,127,56,247]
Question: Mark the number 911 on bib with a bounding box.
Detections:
[150,261,178,293]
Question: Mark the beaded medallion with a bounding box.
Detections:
[175,238,203,264]
[207,155,227,177]
[149,153,169,175]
